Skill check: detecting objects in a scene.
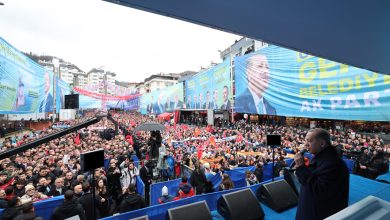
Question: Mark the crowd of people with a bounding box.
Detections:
[0,110,388,219]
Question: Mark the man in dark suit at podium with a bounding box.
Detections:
[235,54,276,115]
[294,128,349,220]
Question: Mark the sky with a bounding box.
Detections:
[0,0,241,83]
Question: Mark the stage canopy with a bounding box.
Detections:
[104,0,390,74]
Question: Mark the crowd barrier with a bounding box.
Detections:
[101,177,284,220]
[149,158,295,206]
[0,176,146,220]
[0,157,353,220]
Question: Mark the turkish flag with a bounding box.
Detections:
[209,136,216,147]
[74,133,81,145]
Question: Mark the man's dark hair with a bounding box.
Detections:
[82,182,90,193]
[64,190,74,201]
[5,185,14,195]
[21,201,34,213]
[128,184,136,193]
[181,176,188,183]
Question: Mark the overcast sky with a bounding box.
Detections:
[0,0,241,82]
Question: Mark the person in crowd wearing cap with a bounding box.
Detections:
[158,186,178,204]
[51,190,86,220]
[20,184,48,204]
[13,201,43,220]
[177,176,194,199]
[119,184,146,213]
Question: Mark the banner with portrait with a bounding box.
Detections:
[56,78,140,110]
[106,97,139,110]
[140,83,184,115]
[55,77,72,113]
[234,45,390,121]
[185,58,232,110]
[0,37,54,114]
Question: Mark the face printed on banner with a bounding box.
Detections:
[246,54,270,98]
[158,93,164,104]
[206,91,210,103]
[213,89,218,102]
[223,86,229,103]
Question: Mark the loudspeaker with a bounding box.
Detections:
[65,94,79,109]
[256,179,298,212]
[166,201,212,220]
[266,134,281,146]
[80,150,104,172]
[217,188,264,220]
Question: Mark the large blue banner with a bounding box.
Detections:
[185,59,232,110]
[56,78,139,110]
[55,77,72,113]
[0,37,54,113]
[106,98,139,110]
[140,83,184,115]
[234,45,390,121]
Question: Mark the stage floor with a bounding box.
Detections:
[211,174,390,220]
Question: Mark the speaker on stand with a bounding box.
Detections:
[80,150,104,220]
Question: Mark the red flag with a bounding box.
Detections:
[126,135,134,145]
[74,133,81,145]
[181,124,188,130]
[197,150,203,159]
[236,133,243,143]
[209,136,216,147]
[194,127,201,137]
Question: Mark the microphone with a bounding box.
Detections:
[289,149,308,168]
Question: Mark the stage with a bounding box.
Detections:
[101,174,390,220]
[211,174,390,220]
